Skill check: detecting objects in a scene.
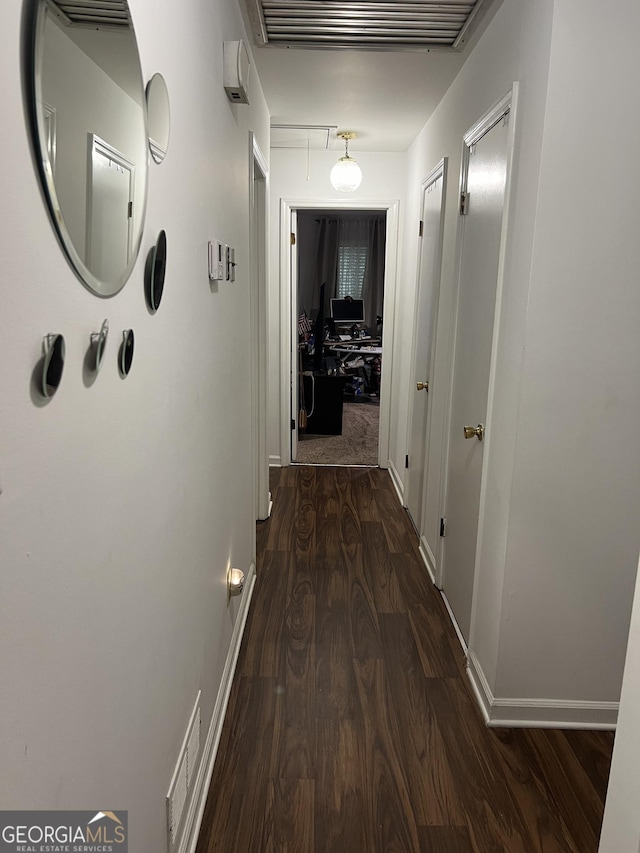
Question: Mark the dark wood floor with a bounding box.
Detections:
[196,466,613,853]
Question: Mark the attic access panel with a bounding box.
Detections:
[247,0,493,51]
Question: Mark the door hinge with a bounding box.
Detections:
[127,200,133,218]
[459,192,468,216]
[419,220,423,237]
[405,454,409,469]
[290,232,296,245]
[440,517,447,537]
[291,418,296,430]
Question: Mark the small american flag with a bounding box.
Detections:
[298,311,312,337]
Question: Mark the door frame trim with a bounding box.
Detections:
[279,197,400,468]
[86,133,134,272]
[249,133,271,521]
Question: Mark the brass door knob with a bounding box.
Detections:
[416,381,429,392]
[463,424,484,441]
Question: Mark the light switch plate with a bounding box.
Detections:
[208,240,225,281]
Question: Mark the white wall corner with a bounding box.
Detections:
[180,563,257,853]
[466,651,492,724]
[468,651,618,730]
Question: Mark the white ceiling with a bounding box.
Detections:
[243,1,502,152]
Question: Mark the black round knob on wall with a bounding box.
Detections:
[41,333,65,398]
[145,230,167,312]
[119,329,135,376]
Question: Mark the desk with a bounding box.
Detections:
[329,345,383,357]
[324,337,381,348]
[326,344,383,397]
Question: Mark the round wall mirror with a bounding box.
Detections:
[146,74,171,163]
[29,0,149,297]
[145,230,167,311]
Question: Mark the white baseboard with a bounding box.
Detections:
[440,590,468,656]
[257,492,272,522]
[467,650,618,730]
[418,536,437,585]
[269,455,281,467]
[181,563,257,853]
[387,459,404,504]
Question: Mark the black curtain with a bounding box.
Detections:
[297,212,386,329]
[361,217,386,328]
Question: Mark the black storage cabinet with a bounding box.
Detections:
[303,374,346,435]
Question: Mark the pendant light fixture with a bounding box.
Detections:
[330,131,362,192]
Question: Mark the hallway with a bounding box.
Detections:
[196,466,613,852]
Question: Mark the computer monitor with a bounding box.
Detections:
[330,298,365,324]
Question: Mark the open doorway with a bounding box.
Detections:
[279,198,399,469]
[293,209,386,466]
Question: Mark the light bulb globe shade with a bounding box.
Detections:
[330,155,362,192]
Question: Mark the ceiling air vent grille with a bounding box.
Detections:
[48,0,130,28]
[248,0,492,51]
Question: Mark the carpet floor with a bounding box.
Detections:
[294,398,379,466]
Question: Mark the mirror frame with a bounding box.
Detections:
[27,0,149,298]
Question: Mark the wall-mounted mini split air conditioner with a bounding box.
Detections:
[223,40,250,105]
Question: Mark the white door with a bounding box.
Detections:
[87,136,133,287]
[442,103,511,643]
[406,163,446,531]
[290,210,299,462]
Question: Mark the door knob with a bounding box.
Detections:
[416,381,429,391]
[463,424,484,441]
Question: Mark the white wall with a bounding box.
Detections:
[0,0,269,850]
[491,0,640,704]
[267,147,405,464]
[400,0,640,722]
